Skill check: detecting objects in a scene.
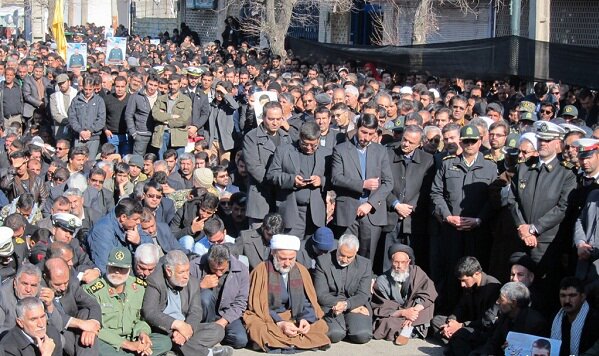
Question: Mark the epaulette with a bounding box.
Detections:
[561,161,575,169]
[87,280,105,294]
[14,237,25,244]
[443,155,456,160]
[135,277,147,287]
[483,154,495,161]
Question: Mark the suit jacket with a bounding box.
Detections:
[242,124,292,220]
[0,324,62,356]
[331,139,394,227]
[206,94,239,151]
[320,128,346,153]
[45,277,102,330]
[22,75,51,118]
[448,272,501,332]
[574,189,599,281]
[232,228,269,271]
[152,197,176,225]
[142,267,203,334]
[266,143,328,229]
[313,251,372,312]
[508,156,577,266]
[189,90,210,133]
[386,147,435,234]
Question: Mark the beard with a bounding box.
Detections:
[273,256,293,274]
[106,271,130,286]
[336,257,351,268]
[391,270,410,283]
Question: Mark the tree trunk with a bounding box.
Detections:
[412,0,432,45]
[263,0,295,59]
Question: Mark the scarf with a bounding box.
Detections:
[551,300,589,355]
[267,260,305,321]
[54,87,78,119]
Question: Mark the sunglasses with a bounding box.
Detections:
[461,139,479,145]
[541,110,553,114]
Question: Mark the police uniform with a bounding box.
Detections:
[430,125,498,311]
[85,247,171,356]
[0,227,26,283]
[508,121,577,312]
[51,213,97,276]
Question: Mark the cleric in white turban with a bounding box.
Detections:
[243,234,331,352]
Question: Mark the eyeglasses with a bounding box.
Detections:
[219,201,231,206]
[564,145,578,150]
[300,141,319,149]
[519,150,533,155]
[541,110,553,114]
[56,147,68,150]
[146,193,162,199]
[461,139,478,145]
[489,133,506,137]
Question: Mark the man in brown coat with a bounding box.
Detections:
[372,243,437,345]
[243,234,330,352]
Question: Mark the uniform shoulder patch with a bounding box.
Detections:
[14,237,25,244]
[135,277,147,287]
[483,154,495,161]
[87,280,105,294]
[560,161,574,169]
[443,155,456,161]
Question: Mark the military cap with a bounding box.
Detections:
[502,133,521,155]
[517,101,536,113]
[153,65,165,75]
[559,123,587,137]
[51,213,82,233]
[186,66,202,77]
[391,116,404,132]
[534,121,565,140]
[562,105,579,117]
[575,138,599,159]
[0,227,14,257]
[519,111,537,123]
[106,247,132,268]
[459,125,480,140]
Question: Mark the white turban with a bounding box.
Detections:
[270,234,301,251]
[519,132,538,151]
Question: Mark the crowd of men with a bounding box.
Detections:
[0,22,598,355]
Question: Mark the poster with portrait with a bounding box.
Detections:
[505,332,561,356]
[150,39,160,45]
[105,37,126,65]
[253,91,278,126]
[66,43,87,71]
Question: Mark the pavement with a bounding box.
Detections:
[233,338,444,355]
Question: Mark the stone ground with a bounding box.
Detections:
[233,338,445,355]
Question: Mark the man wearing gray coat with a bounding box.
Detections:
[232,212,284,271]
[331,114,393,269]
[67,76,106,160]
[242,102,291,227]
[574,189,599,284]
[313,234,373,344]
[191,244,249,349]
[22,63,51,123]
[142,250,230,356]
[266,122,328,238]
[206,81,239,162]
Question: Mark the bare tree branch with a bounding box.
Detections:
[228,0,354,57]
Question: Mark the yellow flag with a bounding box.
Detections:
[51,0,66,60]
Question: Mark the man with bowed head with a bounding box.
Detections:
[243,234,331,353]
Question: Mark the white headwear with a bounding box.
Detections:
[270,234,300,251]
[519,132,538,151]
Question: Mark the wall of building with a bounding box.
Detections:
[132,17,177,37]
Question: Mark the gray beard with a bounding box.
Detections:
[391,270,410,283]
[273,257,292,274]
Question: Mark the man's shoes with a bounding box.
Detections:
[210,345,234,356]
[394,334,409,346]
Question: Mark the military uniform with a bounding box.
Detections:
[85,247,171,355]
[69,54,85,68]
[430,125,497,312]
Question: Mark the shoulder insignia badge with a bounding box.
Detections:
[14,237,25,244]
[88,280,105,293]
[135,278,147,287]
[443,155,456,161]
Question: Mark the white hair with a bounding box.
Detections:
[338,234,359,251]
[344,85,359,98]
[134,243,160,265]
[67,173,87,193]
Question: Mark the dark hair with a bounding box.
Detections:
[201,193,220,211]
[455,256,482,278]
[143,180,164,194]
[356,113,379,130]
[143,153,158,162]
[31,228,51,244]
[89,167,107,179]
[47,241,74,260]
[299,121,321,141]
[559,276,585,294]
[4,213,27,231]
[69,145,89,159]
[230,192,247,207]
[203,216,224,237]
[262,212,284,235]
[115,197,144,218]
[16,193,34,211]
[531,339,551,352]
[263,101,282,115]
[207,244,230,266]
[164,149,178,160]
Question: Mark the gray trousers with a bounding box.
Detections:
[175,322,225,356]
[75,139,100,160]
[132,135,152,155]
[324,311,372,344]
[62,329,99,356]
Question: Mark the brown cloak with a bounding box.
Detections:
[243,261,330,351]
[372,265,438,341]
